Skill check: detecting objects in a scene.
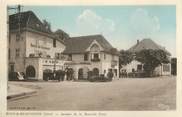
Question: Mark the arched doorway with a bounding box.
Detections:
[92,68,99,76]
[78,68,83,80]
[26,65,36,78]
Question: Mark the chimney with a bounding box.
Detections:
[137,40,139,45]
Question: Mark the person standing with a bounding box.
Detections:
[107,69,113,81]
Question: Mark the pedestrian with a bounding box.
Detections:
[61,70,65,81]
[107,69,114,81]
[53,71,56,80]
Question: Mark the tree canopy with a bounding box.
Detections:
[135,49,170,76]
[119,50,133,66]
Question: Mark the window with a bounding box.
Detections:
[16,34,20,41]
[53,39,56,47]
[94,53,99,59]
[137,65,142,71]
[15,48,20,57]
[84,53,88,61]
[91,53,100,62]
[68,54,72,61]
[104,54,106,60]
[93,53,99,59]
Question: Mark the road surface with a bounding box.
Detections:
[8,76,176,111]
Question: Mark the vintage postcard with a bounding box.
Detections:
[0,0,181,117]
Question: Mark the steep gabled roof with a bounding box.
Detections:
[128,38,171,55]
[9,11,52,34]
[9,11,67,45]
[63,34,118,55]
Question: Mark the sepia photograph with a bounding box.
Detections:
[6,4,177,112]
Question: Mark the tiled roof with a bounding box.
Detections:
[9,11,67,45]
[63,34,118,55]
[128,38,171,55]
[9,11,52,34]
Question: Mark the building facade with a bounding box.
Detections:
[8,11,119,80]
[63,35,119,80]
[121,60,171,76]
[9,11,68,80]
[121,39,171,76]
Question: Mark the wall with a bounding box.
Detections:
[25,57,40,80]
[101,53,119,77]
[26,32,65,58]
[72,54,84,62]
[69,52,119,78]
[154,63,171,76]
[122,60,171,76]
[122,60,142,73]
[9,31,26,72]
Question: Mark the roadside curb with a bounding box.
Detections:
[7,91,37,99]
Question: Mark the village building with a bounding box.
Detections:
[8,11,119,81]
[8,11,69,80]
[121,39,171,76]
[62,35,120,80]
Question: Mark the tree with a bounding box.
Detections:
[110,48,118,55]
[135,49,170,76]
[119,50,133,66]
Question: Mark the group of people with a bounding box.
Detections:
[53,68,74,82]
[48,68,116,82]
[120,69,128,78]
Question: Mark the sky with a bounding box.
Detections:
[9,5,176,57]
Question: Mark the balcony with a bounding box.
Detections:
[91,58,100,62]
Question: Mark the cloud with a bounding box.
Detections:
[76,9,115,36]
[130,8,160,37]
